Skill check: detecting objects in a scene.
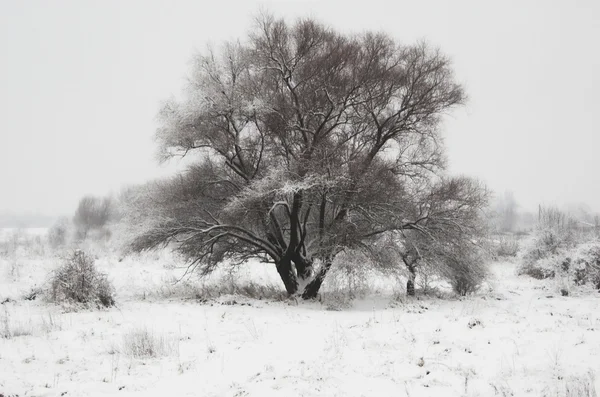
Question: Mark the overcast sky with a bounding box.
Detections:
[1,0,599,217]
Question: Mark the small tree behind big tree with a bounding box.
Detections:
[127,13,486,299]
[356,176,489,296]
[421,177,489,293]
[73,196,113,240]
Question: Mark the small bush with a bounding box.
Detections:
[49,250,115,308]
[519,240,600,291]
[518,263,556,280]
[522,221,578,266]
[518,254,559,279]
[450,269,486,296]
[496,236,520,257]
[571,242,600,289]
[519,217,579,282]
[451,275,476,296]
[445,251,489,296]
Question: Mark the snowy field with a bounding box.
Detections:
[1,231,599,397]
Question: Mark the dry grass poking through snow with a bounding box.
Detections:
[1,306,32,339]
[1,305,62,339]
[542,370,598,397]
[2,246,600,397]
[120,328,179,359]
[151,278,288,303]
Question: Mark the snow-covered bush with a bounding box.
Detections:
[445,250,489,296]
[519,206,599,290]
[49,250,115,308]
[518,220,577,280]
[518,258,557,280]
[522,228,572,264]
[570,241,600,289]
[496,235,520,258]
[519,234,600,289]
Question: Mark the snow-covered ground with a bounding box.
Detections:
[1,233,599,396]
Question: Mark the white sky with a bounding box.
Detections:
[1,0,599,216]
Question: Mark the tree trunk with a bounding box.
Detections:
[276,258,298,295]
[294,255,312,279]
[301,260,332,299]
[407,266,416,296]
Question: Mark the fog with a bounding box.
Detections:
[1,0,599,222]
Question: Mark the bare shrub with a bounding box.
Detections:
[446,254,489,296]
[48,217,70,248]
[496,236,520,258]
[73,195,114,240]
[520,206,600,291]
[522,230,569,267]
[519,209,578,280]
[519,240,600,292]
[49,250,115,308]
[121,328,178,358]
[518,251,560,279]
[405,235,490,297]
[518,262,556,280]
[570,242,600,289]
[451,275,479,296]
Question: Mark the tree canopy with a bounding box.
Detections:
[127,13,488,298]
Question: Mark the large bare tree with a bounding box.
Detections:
[127,14,483,299]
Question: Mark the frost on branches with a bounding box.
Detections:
[125,14,488,299]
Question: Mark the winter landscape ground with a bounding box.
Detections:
[1,229,598,397]
[2,3,600,397]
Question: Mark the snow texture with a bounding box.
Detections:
[1,230,599,397]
